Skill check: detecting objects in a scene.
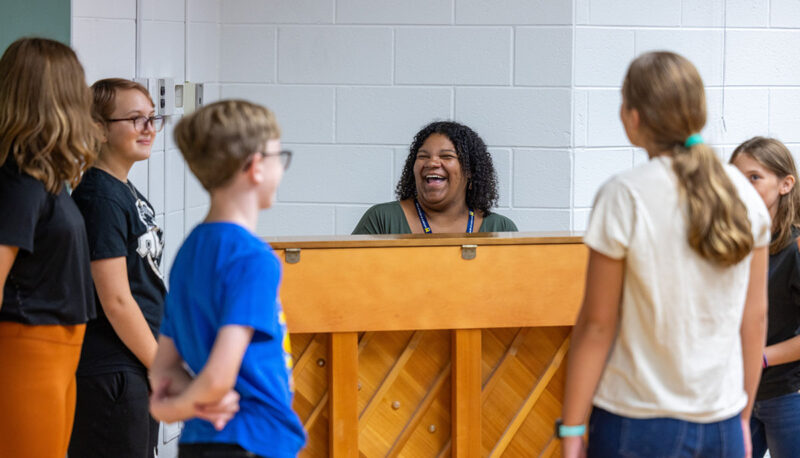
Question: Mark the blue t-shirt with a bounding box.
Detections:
[161,222,305,457]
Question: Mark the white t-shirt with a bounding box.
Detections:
[584,155,770,423]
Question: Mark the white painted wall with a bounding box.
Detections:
[572,0,800,230]
[217,0,574,235]
[72,0,800,264]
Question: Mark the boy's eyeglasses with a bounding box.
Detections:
[106,115,166,133]
[269,150,292,170]
[243,150,292,171]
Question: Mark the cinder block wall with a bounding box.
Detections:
[71,0,800,271]
[219,0,575,236]
[571,0,800,229]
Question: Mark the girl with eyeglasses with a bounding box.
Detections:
[0,38,100,458]
[68,78,168,458]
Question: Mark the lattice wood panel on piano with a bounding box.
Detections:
[292,333,329,458]
[290,327,571,457]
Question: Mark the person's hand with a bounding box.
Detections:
[149,378,190,424]
[741,417,752,458]
[149,379,178,423]
[149,378,171,403]
[194,389,240,431]
[561,436,586,458]
[150,395,178,424]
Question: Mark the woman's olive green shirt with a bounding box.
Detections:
[352,201,518,235]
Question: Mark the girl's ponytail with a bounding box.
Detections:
[624,52,753,266]
[673,140,753,265]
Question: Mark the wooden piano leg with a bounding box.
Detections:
[329,332,358,458]
[451,329,481,458]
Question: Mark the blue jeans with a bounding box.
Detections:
[588,407,745,457]
[750,391,800,458]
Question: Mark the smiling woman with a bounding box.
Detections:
[68,78,166,458]
[352,121,517,234]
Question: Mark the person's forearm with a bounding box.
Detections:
[151,325,252,424]
[166,366,194,394]
[0,245,19,313]
[151,372,238,425]
[150,335,198,423]
[562,250,623,428]
[149,366,197,424]
[765,334,800,367]
[562,316,616,426]
[167,326,251,410]
[151,363,194,397]
[741,316,766,420]
[103,294,158,368]
[172,367,237,408]
[740,247,768,421]
[151,363,242,428]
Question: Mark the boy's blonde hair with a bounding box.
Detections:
[0,37,100,193]
[731,137,800,254]
[623,51,753,266]
[174,99,280,191]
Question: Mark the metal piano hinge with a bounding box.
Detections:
[461,245,477,260]
[285,248,301,264]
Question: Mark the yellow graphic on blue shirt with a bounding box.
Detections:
[278,304,295,392]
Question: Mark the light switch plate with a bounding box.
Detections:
[157,77,175,116]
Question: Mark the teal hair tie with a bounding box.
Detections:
[684,134,704,148]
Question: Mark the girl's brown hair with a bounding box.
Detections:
[623,51,753,266]
[0,37,100,193]
[731,137,800,254]
[91,78,154,124]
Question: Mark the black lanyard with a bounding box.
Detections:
[413,198,474,234]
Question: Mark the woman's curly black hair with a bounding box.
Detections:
[395,121,499,215]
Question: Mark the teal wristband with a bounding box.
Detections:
[684,133,704,148]
[558,424,586,438]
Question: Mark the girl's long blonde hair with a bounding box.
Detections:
[0,38,100,193]
[623,51,753,266]
[731,137,800,254]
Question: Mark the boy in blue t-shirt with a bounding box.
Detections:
[149,100,303,457]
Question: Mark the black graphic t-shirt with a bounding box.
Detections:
[0,157,95,325]
[757,228,800,401]
[72,167,166,375]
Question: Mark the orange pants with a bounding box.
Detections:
[0,321,85,458]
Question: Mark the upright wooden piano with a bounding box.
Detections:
[267,232,587,457]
